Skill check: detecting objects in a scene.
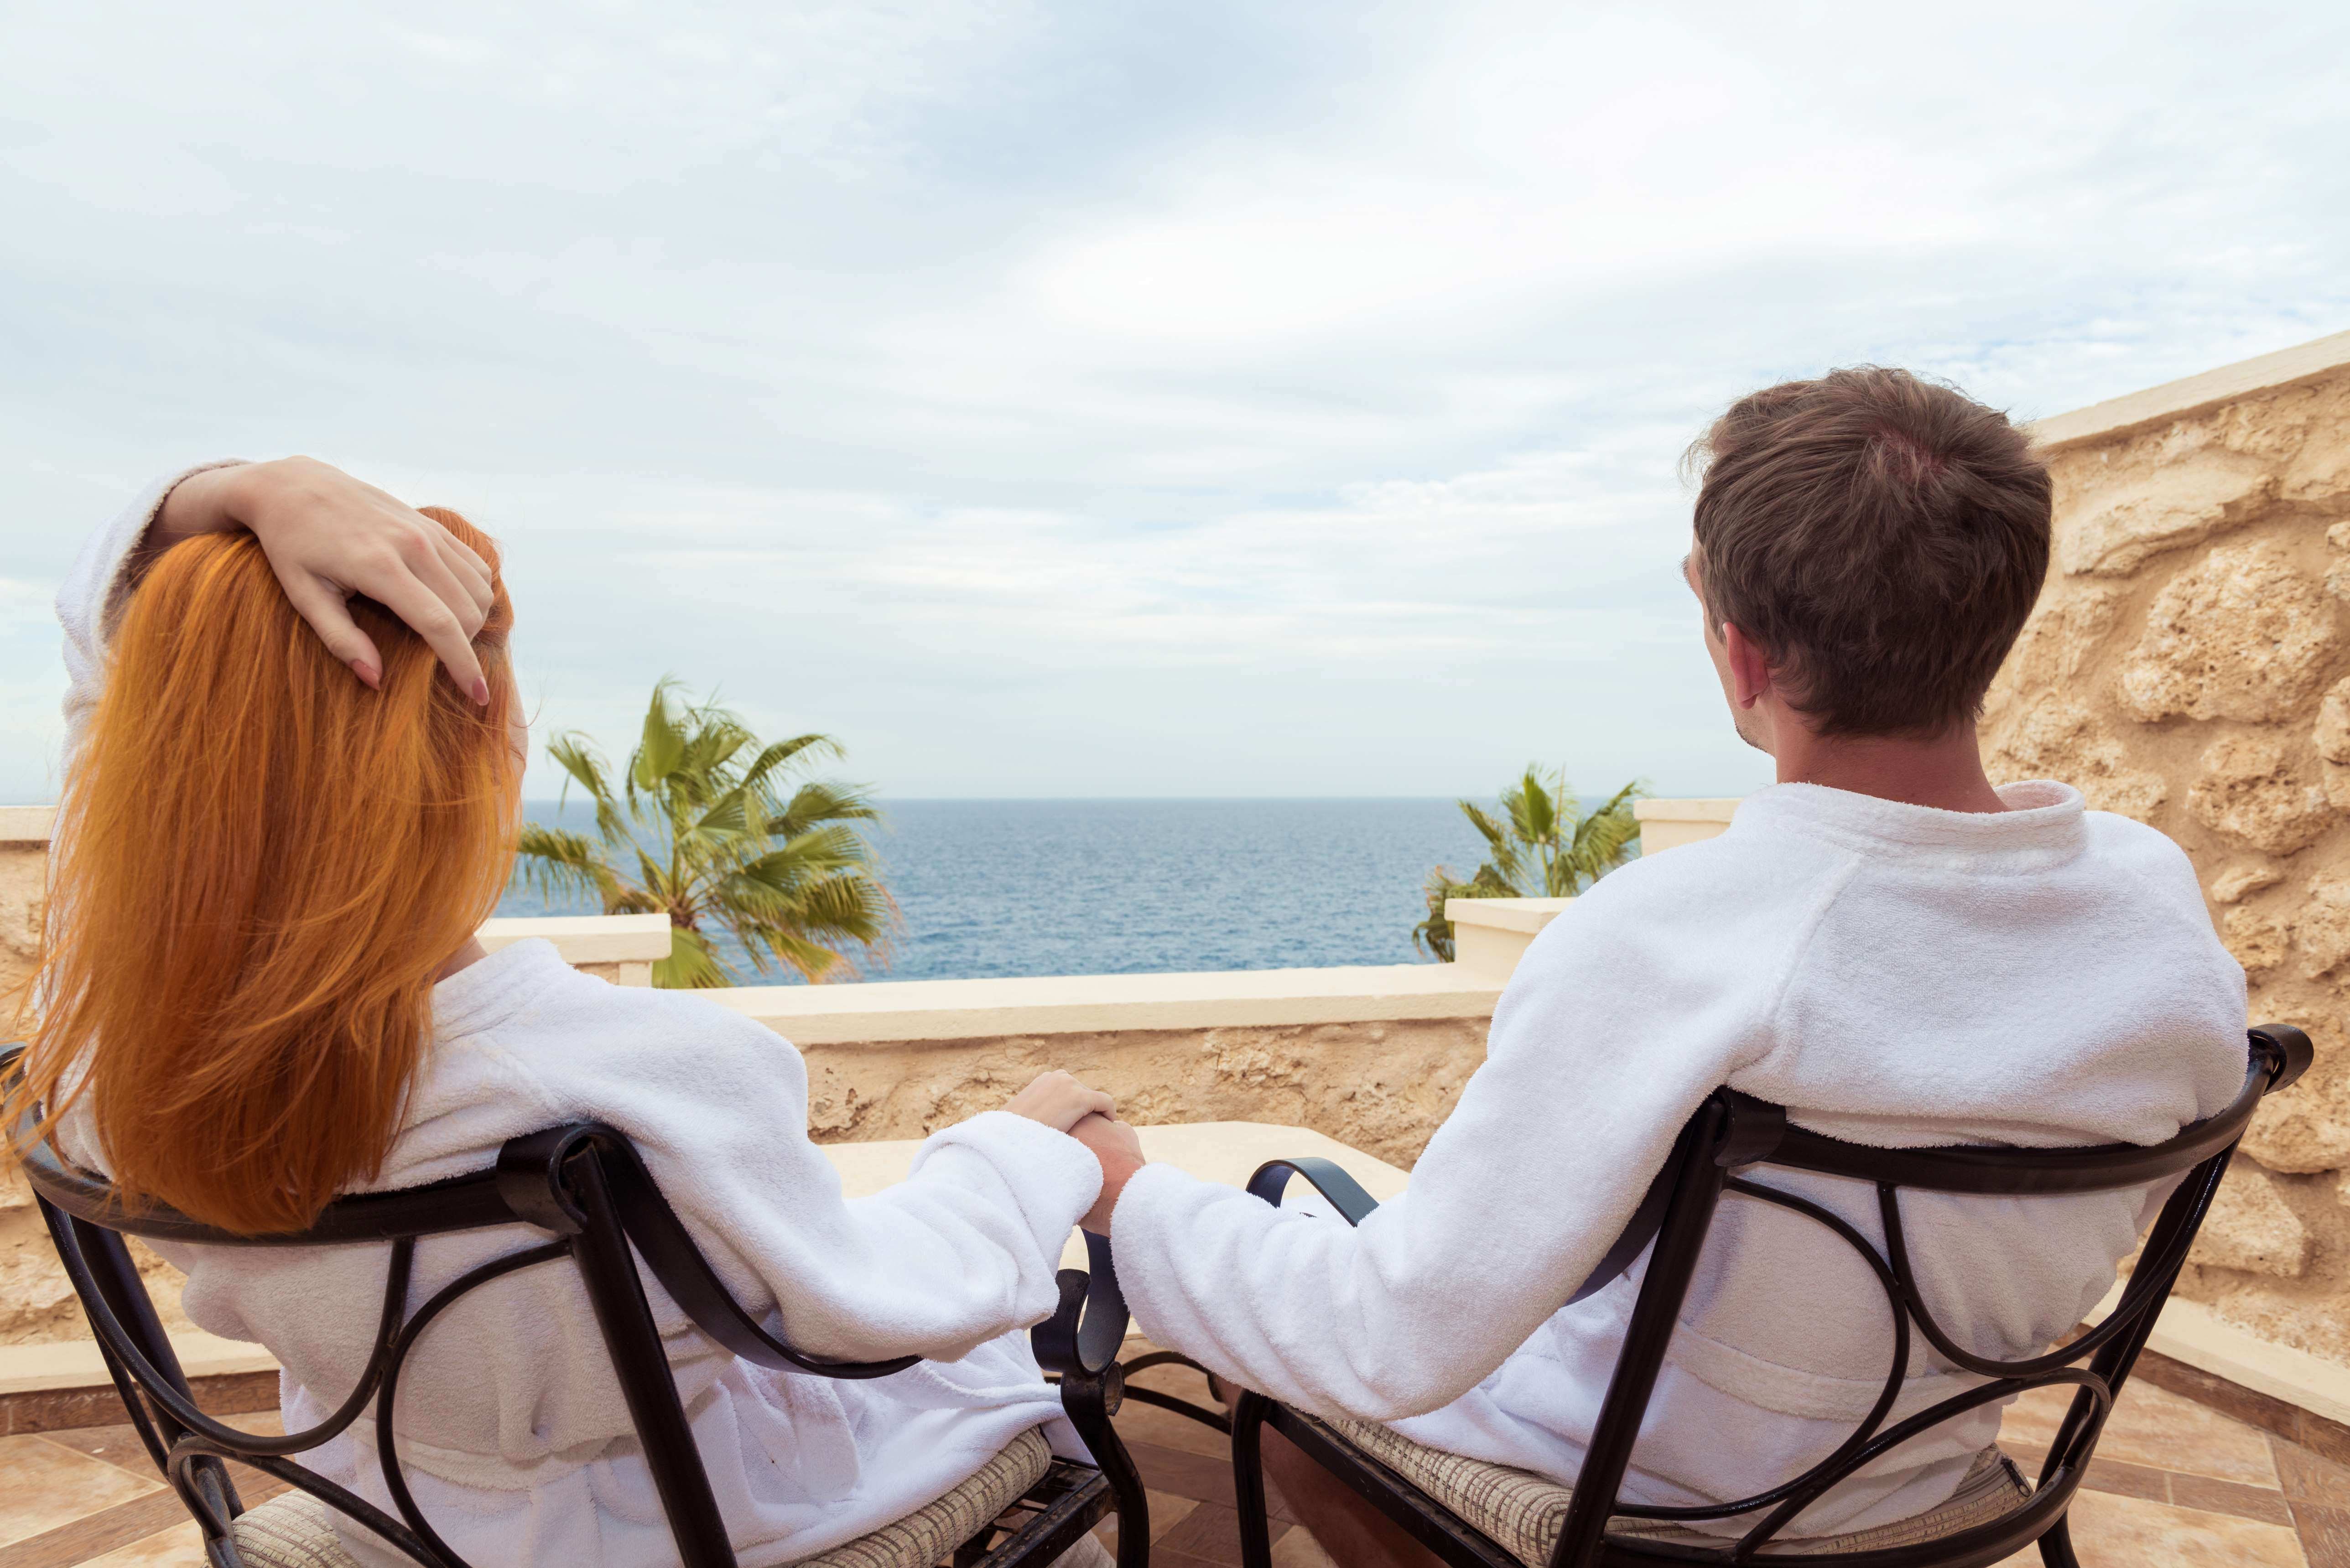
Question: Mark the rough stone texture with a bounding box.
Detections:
[2116,543,2342,723]
[2185,735,2335,855]
[1982,694,2167,820]
[1984,353,2350,1371]
[2244,1021,2350,1174]
[2055,450,2273,577]
[798,1018,1488,1172]
[2295,877,2350,978]
[0,1163,192,1346]
[2221,906,2290,973]
[2212,862,2285,903]
[0,843,42,1022]
[2189,1163,2310,1277]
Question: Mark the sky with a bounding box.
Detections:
[3,1,2347,803]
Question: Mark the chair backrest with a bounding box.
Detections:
[1531,1024,2313,1568]
[2,1054,951,1568]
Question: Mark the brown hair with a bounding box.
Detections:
[1687,366,2050,737]
[11,509,518,1234]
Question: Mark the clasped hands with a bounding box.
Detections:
[1002,1071,1145,1235]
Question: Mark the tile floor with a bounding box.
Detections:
[1,1373,2345,1566]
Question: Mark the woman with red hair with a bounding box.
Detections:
[17,458,1119,1568]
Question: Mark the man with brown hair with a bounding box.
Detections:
[1074,369,2249,1562]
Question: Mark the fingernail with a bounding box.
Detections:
[471,677,491,706]
[350,659,380,689]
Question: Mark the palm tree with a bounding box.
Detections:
[1413,768,1645,961]
[514,680,893,987]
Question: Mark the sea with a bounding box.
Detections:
[497,798,1521,985]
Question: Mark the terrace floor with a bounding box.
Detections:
[0,1363,2345,1566]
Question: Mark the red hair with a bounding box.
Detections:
[13,509,518,1233]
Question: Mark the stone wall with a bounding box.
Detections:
[1983,332,2350,1367]
[798,1017,1487,1171]
[0,840,42,1021]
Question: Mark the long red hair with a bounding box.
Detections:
[13,509,518,1233]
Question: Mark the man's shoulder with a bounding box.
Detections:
[1581,815,1846,907]
[1515,820,1850,975]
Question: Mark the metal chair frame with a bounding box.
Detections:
[1215,1026,2313,1568]
[4,1049,1150,1568]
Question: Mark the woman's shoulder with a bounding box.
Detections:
[432,940,800,1080]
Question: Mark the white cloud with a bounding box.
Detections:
[1,0,2346,802]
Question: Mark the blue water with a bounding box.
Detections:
[499,798,1506,984]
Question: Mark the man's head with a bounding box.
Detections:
[1685,367,2050,753]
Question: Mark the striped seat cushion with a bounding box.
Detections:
[226,1427,1055,1568]
[1316,1415,2030,1564]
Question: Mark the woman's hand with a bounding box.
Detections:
[1001,1070,1116,1133]
[1071,1115,1146,1234]
[151,458,497,703]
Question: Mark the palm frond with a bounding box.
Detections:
[538,678,893,988]
[654,925,732,989]
[513,824,623,910]
[1421,769,1648,953]
[630,678,690,799]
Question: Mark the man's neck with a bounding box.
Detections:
[1771,721,2009,814]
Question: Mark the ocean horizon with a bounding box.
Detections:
[497,796,1578,985]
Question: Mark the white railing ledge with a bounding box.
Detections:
[2088,1280,2350,1429]
[1445,897,1573,935]
[1632,798,1741,823]
[478,912,671,963]
[0,1330,275,1396]
[712,962,1502,1045]
[0,805,58,844]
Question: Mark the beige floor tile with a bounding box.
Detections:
[1271,1525,1339,1568]
[1990,1490,2306,1568]
[73,1517,208,1566]
[1114,1391,1231,1460]
[1999,1381,2278,1487]
[1092,1487,1201,1552]
[0,1433,164,1547]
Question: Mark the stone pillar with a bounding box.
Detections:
[1983,329,2350,1371]
[0,807,55,1017]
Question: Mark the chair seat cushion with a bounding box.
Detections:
[796,1426,1054,1567]
[227,1427,1055,1568]
[1315,1414,2029,1564]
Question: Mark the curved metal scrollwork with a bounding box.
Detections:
[1597,1146,2231,1560]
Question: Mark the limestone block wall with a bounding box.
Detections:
[795,1017,1489,1172]
[1983,329,2350,1367]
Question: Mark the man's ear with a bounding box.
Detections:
[1720,622,1775,709]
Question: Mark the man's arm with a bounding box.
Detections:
[1091,867,1788,1423]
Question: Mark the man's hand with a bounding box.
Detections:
[1001,1070,1116,1133]
[1071,1114,1145,1235]
[151,458,496,702]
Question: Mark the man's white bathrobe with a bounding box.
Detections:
[1109,781,2249,1537]
[53,474,1102,1568]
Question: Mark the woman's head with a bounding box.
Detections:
[17,508,520,1233]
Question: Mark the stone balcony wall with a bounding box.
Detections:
[1985,329,2350,1367]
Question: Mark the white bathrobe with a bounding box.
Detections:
[53,473,1102,1568]
[1109,780,2249,1537]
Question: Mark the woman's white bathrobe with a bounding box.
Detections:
[53,473,1102,1568]
[1109,781,2249,1537]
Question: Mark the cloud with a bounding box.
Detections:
[1,0,2346,802]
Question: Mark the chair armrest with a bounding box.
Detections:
[2251,1023,2314,1094]
[1032,1231,1129,1377]
[1243,1157,1381,1225]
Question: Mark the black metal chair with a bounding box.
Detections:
[1213,1026,2312,1568]
[4,1045,1150,1568]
